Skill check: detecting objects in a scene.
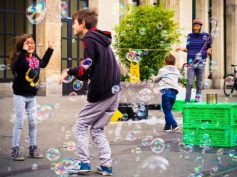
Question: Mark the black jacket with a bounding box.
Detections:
[68,29,121,102]
[12,48,54,96]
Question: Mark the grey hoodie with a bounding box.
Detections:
[153,65,183,92]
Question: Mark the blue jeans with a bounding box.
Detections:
[185,66,205,102]
[161,89,178,129]
[12,94,37,147]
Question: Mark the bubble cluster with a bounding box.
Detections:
[26,0,46,25]
[126,50,143,63]
[199,134,212,151]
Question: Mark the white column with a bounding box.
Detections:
[36,0,62,96]
[211,0,224,89]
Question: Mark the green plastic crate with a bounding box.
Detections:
[183,124,237,147]
[173,100,185,111]
[183,103,237,126]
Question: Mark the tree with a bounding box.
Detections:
[114,5,180,81]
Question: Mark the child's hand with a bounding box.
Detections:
[23,41,29,51]
[48,41,54,49]
[58,69,69,85]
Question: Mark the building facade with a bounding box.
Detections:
[0,0,236,96]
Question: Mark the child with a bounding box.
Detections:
[152,54,182,133]
[9,34,54,161]
[59,9,120,176]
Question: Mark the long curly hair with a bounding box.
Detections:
[8,34,34,73]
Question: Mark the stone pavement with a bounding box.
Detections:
[0,89,237,177]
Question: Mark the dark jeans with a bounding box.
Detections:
[161,89,178,129]
[185,66,205,102]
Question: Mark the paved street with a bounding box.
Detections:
[0,89,237,177]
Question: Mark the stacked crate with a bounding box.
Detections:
[183,103,237,147]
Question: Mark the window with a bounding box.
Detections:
[0,0,35,82]
[61,0,89,73]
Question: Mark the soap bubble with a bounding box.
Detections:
[64,141,76,151]
[121,113,129,121]
[193,156,204,174]
[157,23,163,29]
[161,30,168,37]
[26,0,46,25]
[126,131,137,141]
[61,157,75,171]
[60,1,68,18]
[178,142,194,153]
[199,134,212,151]
[210,17,218,24]
[46,148,60,161]
[138,88,153,102]
[81,58,92,69]
[112,85,121,94]
[203,79,211,89]
[31,163,38,171]
[138,156,169,175]
[54,161,68,176]
[69,92,77,101]
[150,138,165,154]
[141,136,154,147]
[37,104,54,122]
[209,165,219,176]
[143,50,149,55]
[63,75,74,84]
[139,27,146,35]
[73,80,83,91]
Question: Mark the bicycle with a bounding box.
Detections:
[223,64,237,96]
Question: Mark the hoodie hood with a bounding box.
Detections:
[84,28,112,47]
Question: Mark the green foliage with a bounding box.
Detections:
[114,5,180,80]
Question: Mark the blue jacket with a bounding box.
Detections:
[186,32,212,64]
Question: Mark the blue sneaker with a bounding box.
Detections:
[96,165,112,176]
[68,161,91,174]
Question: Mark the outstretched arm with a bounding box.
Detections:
[39,41,54,68]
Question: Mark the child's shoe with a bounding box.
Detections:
[172,126,180,133]
[96,165,112,176]
[29,145,43,159]
[11,146,25,161]
[68,161,91,174]
[163,128,172,133]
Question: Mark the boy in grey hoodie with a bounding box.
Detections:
[152,54,183,133]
